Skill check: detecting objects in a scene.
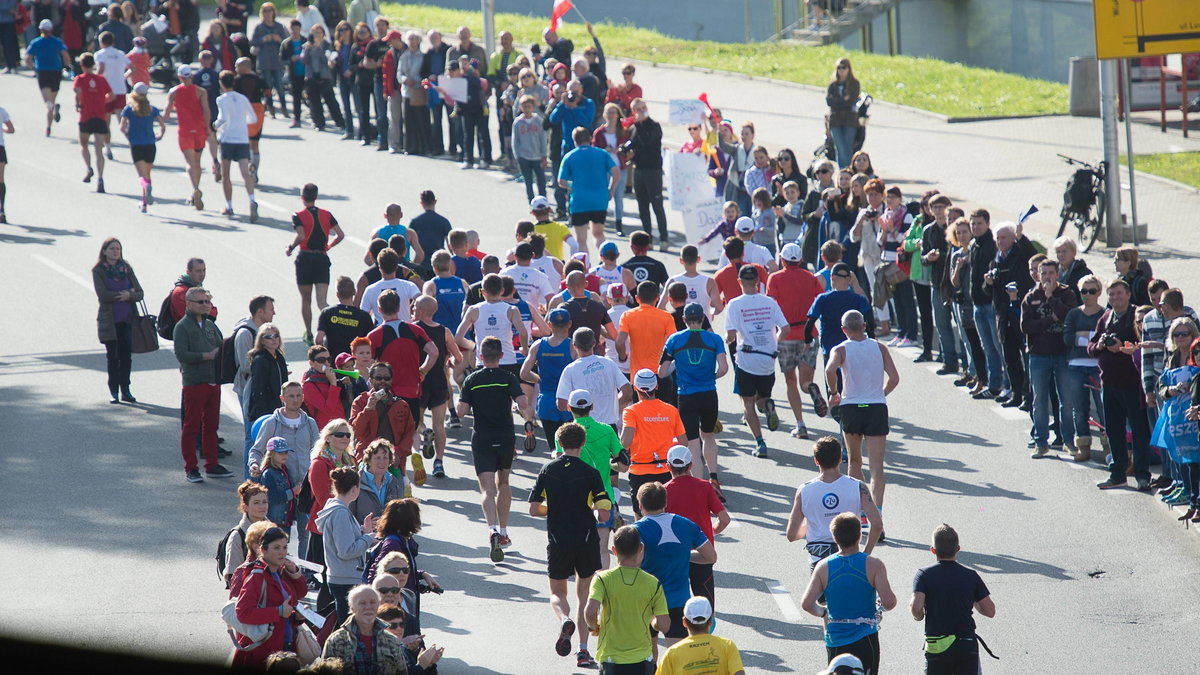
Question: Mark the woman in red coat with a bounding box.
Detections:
[231,526,308,668]
[304,419,356,565]
[302,344,344,429]
[201,20,236,71]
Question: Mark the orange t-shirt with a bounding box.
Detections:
[618,304,676,376]
[621,398,685,475]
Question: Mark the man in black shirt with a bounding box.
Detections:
[560,271,616,355]
[466,255,502,306]
[911,524,996,675]
[316,276,373,357]
[666,282,712,331]
[365,18,392,151]
[529,423,611,664]
[457,336,533,563]
[622,232,669,301]
[626,99,669,250]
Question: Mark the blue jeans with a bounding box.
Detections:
[612,164,627,223]
[972,304,1005,391]
[338,75,356,135]
[1030,354,1073,446]
[830,125,857,169]
[1103,385,1152,483]
[930,285,960,367]
[294,512,310,567]
[518,157,546,202]
[1065,365,1104,441]
[891,279,918,341]
[373,79,388,149]
[260,69,286,113]
[330,582,356,627]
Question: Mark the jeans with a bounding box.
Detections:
[0,22,18,70]
[181,383,221,472]
[289,73,305,121]
[1030,353,1073,446]
[1066,365,1104,441]
[891,280,918,341]
[930,285,960,368]
[305,79,344,130]
[261,69,286,113]
[449,113,463,157]
[1182,462,1200,507]
[914,282,934,357]
[330,582,356,628]
[829,125,857,169]
[102,320,133,393]
[634,166,668,242]
[612,163,627,223]
[1103,384,1152,482]
[552,155,568,213]
[998,315,1025,397]
[459,110,483,164]
[954,303,986,381]
[518,157,546,201]
[972,304,1005,391]
[338,75,357,136]
[373,79,389,149]
[354,83,375,141]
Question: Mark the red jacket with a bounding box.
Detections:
[202,35,236,71]
[349,391,416,461]
[382,47,400,98]
[231,561,308,668]
[592,125,630,169]
[306,450,354,534]
[302,370,344,429]
[168,277,218,322]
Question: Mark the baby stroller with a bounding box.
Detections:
[143,16,192,89]
[815,93,873,162]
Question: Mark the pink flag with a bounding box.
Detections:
[550,0,573,31]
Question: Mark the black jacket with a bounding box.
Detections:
[990,244,1033,314]
[967,230,996,307]
[246,350,289,421]
[1060,258,1093,302]
[627,118,663,170]
[921,221,950,294]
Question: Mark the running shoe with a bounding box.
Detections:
[432,459,446,478]
[139,200,146,213]
[524,420,537,453]
[205,464,234,478]
[302,330,314,346]
[555,619,575,657]
[96,178,105,194]
[896,338,915,348]
[421,428,435,459]
[489,531,505,563]
[448,410,462,429]
[222,207,234,217]
[83,167,94,183]
[576,649,596,668]
[146,182,153,205]
[411,454,427,486]
[791,424,809,439]
[709,477,727,503]
[753,438,768,458]
[105,147,113,160]
[192,189,203,211]
[53,103,60,122]
[185,469,204,483]
[807,382,828,417]
[764,399,779,431]
[44,126,50,137]
[249,201,259,224]
[499,534,512,548]
[212,160,222,183]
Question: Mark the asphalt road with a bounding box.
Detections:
[0,67,1198,674]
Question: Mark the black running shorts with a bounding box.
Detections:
[418,375,448,410]
[649,606,687,639]
[546,532,601,580]
[130,144,156,164]
[678,390,718,440]
[37,69,62,92]
[79,118,109,135]
[839,402,889,436]
[570,210,606,227]
[471,433,516,474]
[734,367,775,400]
[294,250,331,286]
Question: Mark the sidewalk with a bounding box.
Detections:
[629,58,1200,289]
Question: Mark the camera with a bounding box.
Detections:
[565,90,579,104]
[864,208,878,218]
[1098,333,1120,349]
[418,579,443,595]
[618,138,635,155]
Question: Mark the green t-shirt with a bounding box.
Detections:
[589,566,668,665]
[556,415,623,502]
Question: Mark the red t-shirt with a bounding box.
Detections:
[766,266,824,341]
[665,474,725,543]
[74,72,112,121]
[466,248,487,260]
[367,320,430,399]
[713,262,767,305]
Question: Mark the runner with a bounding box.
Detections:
[584,526,670,674]
[360,248,421,324]
[458,274,529,373]
[604,284,633,375]
[520,308,575,450]
[214,70,259,221]
[713,237,768,308]
[118,82,164,213]
[801,512,897,675]
[658,302,729,500]
[663,446,729,609]
[911,524,997,675]
[623,231,669,293]
[370,203,424,265]
[413,295,462,480]
[617,281,676,403]
[286,183,346,345]
[559,270,617,355]
[162,65,212,210]
[825,309,900,513]
[591,241,626,294]
[725,265,790,457]
[768,242,829,439]
[807,262,875,359]
[73,52,114,193]
[558,125,619,256]
[24,19,70,138]
[501,242,555,311]
[457,336,532,563]
[621,369,686,518]
[786,436,882,572]
[717,216,777,271]
[0,104,11,222]
[194,51,224,183]
[556,327,631,432]
[231,57,266,180]
[559,388,625,569]
[656,596,745,675]
[528,422,612,668]
[661,245,722,317]
[93,31,130,161]
[366,289,438,423]
[315,276,374,359]
[530,195,578,260]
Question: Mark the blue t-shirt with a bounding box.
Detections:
[121,106,161,146]
[452,254,483,285]
[559,145,617,214]
[27,36,66,72]
[372,223,411,259]
[634,512,708,608]
[660,328,724,395]
[807,289,872,355]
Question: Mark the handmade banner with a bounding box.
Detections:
[668,98,708,126]
[667,151,711,212]
[682,198,725,261]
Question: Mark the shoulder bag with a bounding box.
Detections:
[222,569,274,650]
[130,300,160,354]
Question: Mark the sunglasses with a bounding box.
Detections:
[262,333,280,340]
[312,356,330,364]
[837,65,849,70]
[1080,288,1100,295]
[817,168,832,174]
[1173,332,1194,339]
[386,566,411,574]
[687,126,699,131]
[378,586,402,594]
[330,431,352,439]
[372,375,393,381]
[188,299,212,304]
[388,621,405,629]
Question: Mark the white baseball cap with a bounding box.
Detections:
[780,242,803,262]
[734,216,756,233]
[39,19,53,31]
[666,445,692,468]
[682,596,713,623]
[633,368,658,390]
[567,389,592,408]
[822,653,865,675]
[530,195,552,211]
[177,64,194,78]
[132,82,149,95]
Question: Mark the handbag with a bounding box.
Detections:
[223,569,274,651]
[881,261,908,286]
[409,84,428,106]
[294,623,321,664]
[130,300,160,354]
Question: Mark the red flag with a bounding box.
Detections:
[550,0,573,31]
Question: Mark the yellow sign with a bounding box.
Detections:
[1093,0,1200,59]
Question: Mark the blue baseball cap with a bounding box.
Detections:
[682,302,705,321]
[548,308,571,325]
[599,242,619,258]
[266,437,290,453]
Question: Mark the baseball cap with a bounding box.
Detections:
[177,64,194,78]
[132,82,149,95]
[133,36,147,47]
[682,302,705,321]
[734,216,756,233]
[599,241,619,258]
[548,308,571,325]
[633,368,658,390]
[605,283,625,300]
[780,243,802,262]
[530,195,552,211]
[667,445,692,468]
[39,19,53,31]
[266,437,291,453]
[831,262,853,277]
[334,353,355,369]
[567,389,592,408]
[682,595,712,623]
[822,654,865,675]
[572,251,589,266]
[385,29,404,42]
[738,264,760,281]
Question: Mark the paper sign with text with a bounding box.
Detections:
[683,198,725,261]
[667,151,711,212]
[668,98,707,126]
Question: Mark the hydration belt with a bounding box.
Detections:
[925,634,1000,660]
[739,344,778,359]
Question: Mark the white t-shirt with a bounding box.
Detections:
[799,474,862,560]
[0,107,9,147]
[592,264,624,294]
[719,241,773,268]
[724,292,789,375]
[95,46,131,95]
[605,304,631,373]
[470,300,518,365]
[215,91,257,144]
[556,354,629,425]
[360,277,421,324]
[501,264,554,307]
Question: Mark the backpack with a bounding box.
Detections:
[216,323,256,386]
[217,525,247,588]
[157,291,179,340]
[1065,168,1096,213]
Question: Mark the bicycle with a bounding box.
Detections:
[1056,154,1106,253]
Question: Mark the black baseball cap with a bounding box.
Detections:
[737,265,760,281]
[683,302,705,320]
[831,262,853,277]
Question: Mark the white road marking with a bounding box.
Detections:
[765,581,805,622]
[343,234,370,249]
[33,254,94,291]
[255,198,289,214]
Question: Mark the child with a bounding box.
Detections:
[591,241,625,297]
[448,229,483,285]
[775,180,806,250]
[260,436,297,527]
[750,186,777,254]
[698,201,740,245]
[127,37,150,87]
[511,94,548,202]
[816,240,866,296]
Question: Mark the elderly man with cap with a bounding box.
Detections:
[656,596,745,675]
[561,387,626,569]
[163,63,213,210]
[768,242,829,440]
[521,307,576,451]
[557,327,631,428]
[725,263,790,458]
[664,445,729,610]
[620,368,686,518]
[718,216,777,272]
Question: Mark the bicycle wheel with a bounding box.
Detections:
[1057,209,1072,238]
[1080,187,1105,253]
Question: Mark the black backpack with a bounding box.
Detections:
[1065,168,1096,213]
[216,323,255,386]
[217,525,247,588]
[157,292,178,340]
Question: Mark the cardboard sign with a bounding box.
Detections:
[683,198,726,261]
[668,98,707,125]
[667,151,711,212]
[438,77,468,103]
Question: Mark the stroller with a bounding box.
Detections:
[143,16,193,89]
[814,93,873,162]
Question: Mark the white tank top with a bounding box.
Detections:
[472,300,517,365]
[531,256,562,291]
[800,475,862,555]
[592,264,623,293]
[839,337,886,404]
[667,272,712,315]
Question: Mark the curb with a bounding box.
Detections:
[1127,168,1200,194]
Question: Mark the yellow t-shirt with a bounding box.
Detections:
[656,633,745,675]
[589,566,668,665]
[534,220,573,260]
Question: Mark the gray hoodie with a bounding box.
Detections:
[249,409,319,482]
[315,497,376,585]
[512,113,548,161]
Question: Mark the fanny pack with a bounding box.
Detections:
[805,541,837,560]
[739,344,778,359]
[925,634,1000,660]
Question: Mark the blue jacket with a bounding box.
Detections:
[548,98,595,153]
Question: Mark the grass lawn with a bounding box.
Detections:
[268,2,1067,118]
[1122,152,1200,189]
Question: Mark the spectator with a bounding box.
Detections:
[302,344,344,429]
[301,24,345,132]
[353,439,406,521]
[770,148,806,206]
[349,361,418,475]
[1062,274,1108,463]
[222,481,270,588]
[604,62,641,116]
[717,121,756,216]
[260,437,299,530]
[948,217,987,391]
[592,102,630,234]
[201,20,235,71]
[826,57,860,169]
[398,31,430,156]
[920,193,960,373]
[92,237,144,404]
[227,520,275,596]
[316,467,378,626]
[1022,259,1078,458]
[332,21,359,141]
[1114,245,1151,307]
[321,585,407,673]
[988,222,1032,408]
[249,382,319,550]
[364,498,441,630]
[174,286,230,483]
[251,3,289,118]
[231,526,308,667]
[1052,235,1092,302]
[243,322,288,423]
[626,98,669,250]
[98,4,134,52]
[966,210,1005,400]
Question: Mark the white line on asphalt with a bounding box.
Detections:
[765,581,805,622]
[343,234,370,249]
[33,254,94,291]
[255,198,289,214]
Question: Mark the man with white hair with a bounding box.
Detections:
[985,220,1031,409]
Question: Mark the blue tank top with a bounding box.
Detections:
[432,276,466,333]
[509,298,532,364]
[823,552,878,647]
[534,337,573,421]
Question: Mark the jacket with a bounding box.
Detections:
[169,273,217,322]
[322,617,409,675]
[245,350,289,421]
[1087,307,1141,388]
[249,408,319,481]
[627,117,664,171]
[250,21,288,72]
[315,497,376,585]
[302,40,335,81]
[307,448,356,533]
[92,263,144,343]
[303,369,345,429]
[826,79,861,127]
[989,245,1032,314]
[1019,283,1077,355]
[172,314,222,385]
[716,139,755,201]
[349,390,416,458]
[447,40,487,75]
[920,221,950,293]
[592,124,629,169]
[547,97,595,153]
[1059,258,1093,302]
[230,317,258,397]
[352,466,406,522]
[382,46,399,97]
[231,561,308,668]
[966,230,996,307]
